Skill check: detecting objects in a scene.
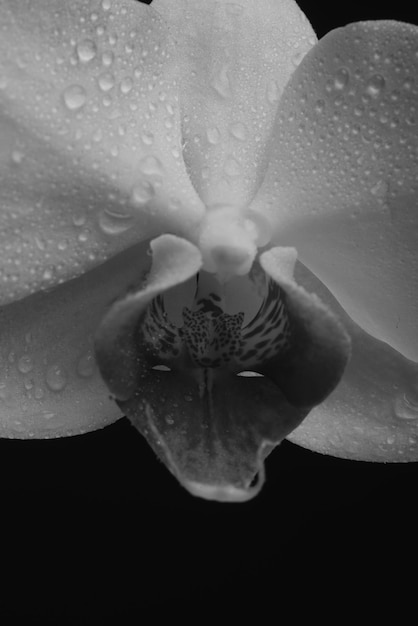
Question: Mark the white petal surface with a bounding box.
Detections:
[288,261,418,462]
[153,0,316,207]
[252,21,418,360]
[0,242,151,438]
[0,0,204,306]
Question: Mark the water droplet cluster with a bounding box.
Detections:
[0,0,200,305]
[164,0,316,207]
[268,21,418,214]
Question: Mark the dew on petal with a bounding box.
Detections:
[101,51,114,67]
[138,155,165,176]
[394,393,418,420]
[99,206,133,235]
[224,157,241,177]
[370,179,389,198]
[45,364,67,392]
[17,354,34,374]
[72,211,87,227]
[229,122,247,141]
[365,74,386,98]
[131,180,155,205]
[266,80,280,104]
[77,351,96,378]
[10,149,25,165]
[98,72,115,91]
[62,84,87,111]
[333,67,350,91]
[120,77,133,94]
[76,40,97,63]
[141,131,154,146]
[225,2,245,16]
[206,126,221,144]
[210,65,232,98]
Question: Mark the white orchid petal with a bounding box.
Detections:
[0,0,204,306]
[153,0,317,207]
[252,20,418,360]
[0,243,152,438]
[288,261,418,462]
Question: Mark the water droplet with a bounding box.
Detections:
[139,155,164,176]
[365,74,386,98]
[98,72,115,92]
[165,415,175,425]
[292,50,305,68]
[224,157,241,177]
[43,412,57,421]
[24,377,34,391]
[386,435,395,445]
[62,84,87,111]
[131,181,155,205]
[229,122,247,141]
[371,179,389,200]
[34,386,44,400]
[225,2,244,15]
[17,355,34,374]
[394,393,418,420]
[46,364,67,392]
[141,131,154,146]
[211,65,232,98]
[266,80,280,104]
[333,67,350,90]
[101,51,114,67]
[42,268,55,281]
[99,207,133,235]
[72,212,87,227]
[206,126,221,144]
[120,77,133,94]
[76,40,97,63]
[57,238,69,251]
[101,0,111,11]
[314,99,325,114]
[11,150,25,165]
[77,352,96,378]
[184,394,193,402]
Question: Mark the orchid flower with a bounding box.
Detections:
[1,0,417,502]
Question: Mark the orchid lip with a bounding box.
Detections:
[94,236,350,502]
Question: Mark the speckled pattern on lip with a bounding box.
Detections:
[141,269,291,371]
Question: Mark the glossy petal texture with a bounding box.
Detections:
[153,0,316,207]
[0,0,204,306]
[0,242,151,437]
[288,261,418,462]
[95,242,350,501]
[252,21,418,361]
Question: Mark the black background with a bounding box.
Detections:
[1,1,417,623]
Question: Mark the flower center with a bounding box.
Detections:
[141,266,292,377]
[197,205,272,282]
